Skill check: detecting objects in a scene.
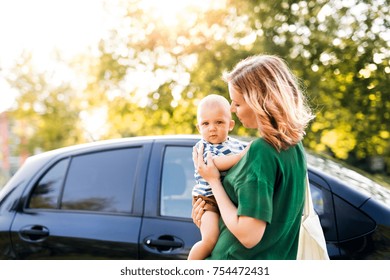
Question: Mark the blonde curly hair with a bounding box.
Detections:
[224,55,315,151]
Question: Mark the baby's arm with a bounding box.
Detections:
[213,143,251,171]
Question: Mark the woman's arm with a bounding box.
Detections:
[206,168,266,248]
[194,145,266,248]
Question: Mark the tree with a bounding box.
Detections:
[192,0,390,174]
[3,0,388,178]
[79,0,390,175]
[6,53,85,155]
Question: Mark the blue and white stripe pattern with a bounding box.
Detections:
[192,137,247,197]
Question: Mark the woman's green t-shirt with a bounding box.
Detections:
[207,138,306,260]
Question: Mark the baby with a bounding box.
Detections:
[188,94,248,260]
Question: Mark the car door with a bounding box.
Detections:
[9,144,151,259]
[308,170,378,259]
[139,139,201,259]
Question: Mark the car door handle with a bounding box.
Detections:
[145,239,182,248]
[19,225,49,242]
[144,235,183,252]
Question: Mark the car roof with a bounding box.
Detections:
[25,134,200,162]
[306,151,390,206]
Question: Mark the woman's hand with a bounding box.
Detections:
[191,197,206,228]
[192,145,220,184]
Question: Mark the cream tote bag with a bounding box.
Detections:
[297,175,330,260]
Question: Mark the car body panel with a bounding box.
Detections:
[10,211,141,259]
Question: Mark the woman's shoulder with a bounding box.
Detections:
[248,138,295,162]
[245,138,273,160]
[250,137,274,151]
[250,138,303,153]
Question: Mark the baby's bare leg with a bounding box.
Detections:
[188,210,220,260]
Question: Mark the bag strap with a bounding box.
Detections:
[303,173,315,217]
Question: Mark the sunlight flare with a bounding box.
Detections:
[138,0,225,27]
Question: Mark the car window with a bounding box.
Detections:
[310,184,324,215]
[61,148,141,213]
[333,194,376,241]
[160,146,193,218]
[309,181,338,242]
[29,158,70,209]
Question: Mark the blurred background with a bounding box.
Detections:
[0,0,389,187]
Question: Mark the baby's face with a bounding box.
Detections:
[197,104,234,144]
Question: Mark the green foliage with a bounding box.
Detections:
[6,54,85,154]
[224,0,390,174]
[3,0,389,177]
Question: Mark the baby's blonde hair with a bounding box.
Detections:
[224,55,315,151]
[197,94,231,121]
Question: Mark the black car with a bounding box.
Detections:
[0,135,389,259]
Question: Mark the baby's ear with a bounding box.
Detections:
[229,119,235,131]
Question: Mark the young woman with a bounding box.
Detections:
[192,54,315,259]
